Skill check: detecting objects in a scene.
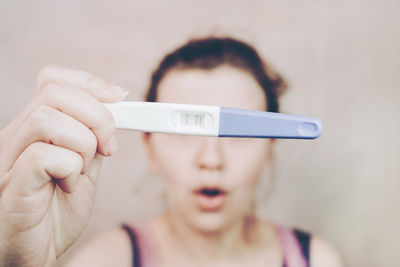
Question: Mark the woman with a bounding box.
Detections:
[0,37,342,267]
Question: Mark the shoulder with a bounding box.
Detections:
[310,235,344,267]
[273,223,344,267]
[64,226,132,267]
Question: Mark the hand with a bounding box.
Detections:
[0,65,128,267]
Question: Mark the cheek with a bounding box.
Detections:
[224,139,271,190]
[223,140,271,213]
[150,134,195,191]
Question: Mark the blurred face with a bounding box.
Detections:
[144,65,274,234]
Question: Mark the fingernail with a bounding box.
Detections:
[108,135,118,155]
[109,85,129,99]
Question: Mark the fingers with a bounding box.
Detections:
[1,82,120,172]
[0,65,128,176]
[7,142,83,197]
[36,65,129,102]
[82,152,104,187]
[0,65,124,261]
[1,142,83,230]
[1,65,128,143]
[11,105,97,171]
[34,65,129,157]
[36,82,118,156]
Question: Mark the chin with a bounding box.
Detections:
[186,211,238,235]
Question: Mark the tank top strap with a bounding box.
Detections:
[121,223,160,267]
[293,229,311,265]
[122,223,310,267]
[277,226,311,267]
[121,224,142,267]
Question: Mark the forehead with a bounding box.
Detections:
[156,65,267,110]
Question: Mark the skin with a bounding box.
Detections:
[67,66,344,267]
[0,65,343,267]
[140,66,279,267]
[148,66,273,234]
[0,65,129,267]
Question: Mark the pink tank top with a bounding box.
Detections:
[121,224,310,267]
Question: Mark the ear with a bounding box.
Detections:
[142,133,160,173]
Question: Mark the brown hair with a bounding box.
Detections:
[145,37,287,112]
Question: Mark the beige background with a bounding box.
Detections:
[1,0,399,266]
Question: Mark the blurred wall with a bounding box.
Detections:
[1,1,399,266]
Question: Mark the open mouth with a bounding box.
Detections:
[194,187,227,211]
[196,188,226,197]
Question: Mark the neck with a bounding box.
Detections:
[162,212,260,264]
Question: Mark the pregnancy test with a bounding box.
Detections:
[104,101,322,139]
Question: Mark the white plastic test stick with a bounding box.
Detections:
[104,101,322,139]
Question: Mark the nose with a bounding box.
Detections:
[195,137,225,171]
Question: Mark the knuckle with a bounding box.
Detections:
[102,105,116,128]
[105,111,116,132]
[102,118,117,142]
[27,105,55,135]
[37,65,58,87]
[24,142,46,166]
[93,108,116,139]
[56,151,83,179]
[80,131,98,160]
[28,105,49,126]
[87,73,110,88]
[71,152,84,172]
[87,132,98,154]
[39,82,62,100]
